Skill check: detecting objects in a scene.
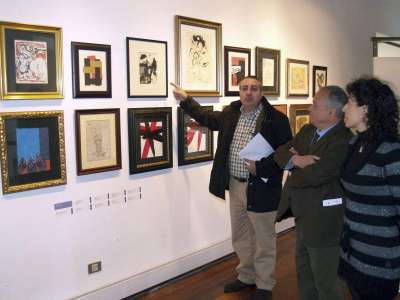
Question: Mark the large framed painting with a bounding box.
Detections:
[0,111,66,194]
[126,37,168,98]
[312,65,327,96]
[255,47,280,96]
[128,107,172,174]
[71,42,112,98]
[75,109,121,175]
[175,15,222,97]
[287,59,309,97]
[224,46,251,96]
[273,104,288,116]
[0,21,63,100]
[177,106,214,166]
[289,104,310,135]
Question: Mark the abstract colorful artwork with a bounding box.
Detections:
[224,46,251,96]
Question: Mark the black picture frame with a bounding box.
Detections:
[312,65,327,96]
[128,107,172,174]
[224,46,251,96]
[71,42,112,98]
[177,107,214,166]
[255,47,280,96]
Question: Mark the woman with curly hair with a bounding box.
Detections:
[339,77,400,300]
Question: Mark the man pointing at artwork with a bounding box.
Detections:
[171,76,292,300]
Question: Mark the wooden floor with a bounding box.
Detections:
[130,229,400,300]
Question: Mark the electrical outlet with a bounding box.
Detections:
[88,261,102,274]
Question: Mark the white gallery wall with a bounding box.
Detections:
[0,0,397,299]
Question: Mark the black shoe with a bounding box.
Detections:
[223,279,256,293]
[255,288,272,300]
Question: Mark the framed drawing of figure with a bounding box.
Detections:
[0,21,63,100]
[126,37,168,98]
[128,107,172,174]
[312,65,327,96]
[289,104,310,135]
[287,59,309,97]
[255,47,280,96]
[177,106,214,166]
[224,46,251,96]
[71,42,112,98]
[75,109,121,175]
[0,111,66,194]
[175,15,222,97]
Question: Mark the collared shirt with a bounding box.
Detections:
[229,104,263,178]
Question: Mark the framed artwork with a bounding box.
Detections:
[177,106,214,166]
[287,59,309,97]
[289,104,310,135]
[126,37,168,98]
[75,109,121,175]
[0,111,66,194]
[175,15,222,97]
[273,104,288,116]
[312,65,327,96]
[255,47,281,96]
[128,107,172,174]
[0,21,63,100]
[224,46,251,96]
[71,42,112,98]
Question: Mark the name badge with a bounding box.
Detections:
[322,198,342,207]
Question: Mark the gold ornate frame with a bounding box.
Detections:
[0,21,63,100]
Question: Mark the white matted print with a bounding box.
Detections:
[78,49,108,92]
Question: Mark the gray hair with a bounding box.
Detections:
[323,85,348,119]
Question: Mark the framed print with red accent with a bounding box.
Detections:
[128,107,172,174]
[224,46,251,96]
[177,106,214,166]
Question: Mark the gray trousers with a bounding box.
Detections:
[229,176,277,290]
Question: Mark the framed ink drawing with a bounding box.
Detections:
[75,109,121,175]
[287,59,309,97]
[126,37,168,98]
[175,15,222,97]
[128,107,172,174]
[312,65,327,96]
[255,47,280,96]
[178,106,214,166]
[71,42,112,98]
[0,21,63,100]
[289,104,310,135]
[224,46,251,96]
[0,111,66,194]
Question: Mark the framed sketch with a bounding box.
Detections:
[0,22,63,100]
[255,47,280,96]
[273,104,288,116]
[224,46,251,96]
[287,59,309,97]
[128,107,172,174]
[75,109,121,175]
[126,37,168,98]
[178,106,214,166]
[175,15,222,97]
[289,104,310,135]
[312,65,327,96]
[0,111,66,194]
[71,42,111,98]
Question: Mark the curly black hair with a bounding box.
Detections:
[346,76,399,142]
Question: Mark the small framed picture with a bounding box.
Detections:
[289,104,310,135]
[224,46,251,96]
[75,109,121,175]
[0,21,63,100]
[175,15,222,97]
[312,66,327,96]
[273,104,288,116]
[255,47,280,96]
[177,107,214,166]
[71,42,112,98]
[128,107,172,174]
[287,59,309,97]
[126,37,168,98]
[0,111,66,194]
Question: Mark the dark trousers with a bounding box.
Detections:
[346,280,396,300]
